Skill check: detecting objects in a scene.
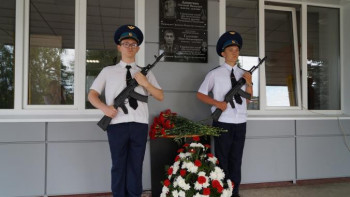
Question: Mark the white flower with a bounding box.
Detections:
[172,190,179,197]
[179,153,186,158]
[176,176,190,191]
[178,191,186,197]
[221,189,232,197]
[210,166,225,180]
[160,186,169,197]
[194,193,204,197]
[227,179,234,192]
[173,161,180,174]
[207,156,217,164]
[190,142,205,149]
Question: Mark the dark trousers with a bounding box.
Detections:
[213,121,246,194]
[107,122,148,197]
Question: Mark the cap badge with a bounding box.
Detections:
[129,32,133,37]
[229,31,236,35]
[128,26,135,29]
[232,40,236,44]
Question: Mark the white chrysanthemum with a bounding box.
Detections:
[179,153,186,158]
[186,162,198,173]
[221,189,232,197]
[207,156,217,164]
[190,142,205,149]
[176,176,190,191]
[173,161,180,174]
[178,190,186,197]
[210,166,225,180]
[185,152,192,157]
[227,179,234,192]
[172,190,179,197]
[194,193,204,197]
[160,186,169,197]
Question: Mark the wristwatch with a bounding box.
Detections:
[246,82,253,87]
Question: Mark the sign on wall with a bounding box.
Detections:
[159,0,208,63]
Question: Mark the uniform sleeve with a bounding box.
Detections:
[90,68,106,95]
[198,71,214,95]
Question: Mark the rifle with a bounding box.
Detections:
[97,53,165,131]
[211,56,267,122]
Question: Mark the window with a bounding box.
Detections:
[307,6,340,110]
[27,0,75,105]
[0,0,15,109]
[226,0,259,109]
[264,5,301,108]
[85,0,135,109]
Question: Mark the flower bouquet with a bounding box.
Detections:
[160,137,234,197]
[149,109,227,143]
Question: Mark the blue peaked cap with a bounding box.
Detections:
[114,24,144,46]
[216,31,243,57]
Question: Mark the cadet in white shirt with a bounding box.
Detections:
[197,31,252,197]
[88,25,163,197]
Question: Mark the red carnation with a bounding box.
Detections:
[175,155,180,162]
[165,120,171,129]
[204,144,211,148]
[160,128,166,136]
[194,159,202,167]
[207,153,213,158]
[180,169,187,177]
[197,176,206,184]
[163,179,170,187]
[203,188,211,195]
[192,136,200,141]
[165,109,171,114]
[167,167,173,175]
[212,180,223,193]
[177,148,184,153]
[183,143,189,147]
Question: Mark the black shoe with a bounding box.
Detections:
[232,193,240,197]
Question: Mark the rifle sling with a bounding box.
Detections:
[129,91,148,103]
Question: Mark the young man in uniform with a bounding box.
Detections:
[197,31,253,197]
[88,25,164,197]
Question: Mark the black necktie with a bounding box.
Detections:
[126,65,138,109]
[231,69,242,105]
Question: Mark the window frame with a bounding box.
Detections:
[0,0,145,118]
[220,0,343,115]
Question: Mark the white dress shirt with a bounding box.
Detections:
[198,63,247,124]
[90,61,161,124]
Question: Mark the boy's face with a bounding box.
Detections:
[221,45,240,63]
[117,38,139,58]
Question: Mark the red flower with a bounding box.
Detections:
[163,179,170,187]
[183,143,189,147]
[194,159,202,167]
[175,155,180,162]
[192,136,200,141]
[165,120,171,129]
[212,180,223,193]
[207,153,213,158]
[203,188,211,195]
[197,176,206,184]
[159,114,165,123]
[165,109,171,114]
[189,149,196,153]
[180,169,187,177]
[167,167,173,175]
[177,148,184,153]
[160,128,166,136]
[204,144,211,148]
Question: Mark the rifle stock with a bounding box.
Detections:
[211,56,267,122]
[97,53,165,131]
